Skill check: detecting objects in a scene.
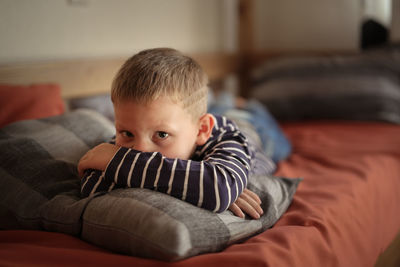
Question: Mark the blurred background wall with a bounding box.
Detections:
[0,0,225,63]
[0,0,397,63]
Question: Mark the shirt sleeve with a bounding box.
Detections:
[81,169,116,197]
[81,116,252,213]
[80,138,117,198]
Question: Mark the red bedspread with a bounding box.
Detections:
[1,121,400,267]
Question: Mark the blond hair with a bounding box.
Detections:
[111,48,208,119]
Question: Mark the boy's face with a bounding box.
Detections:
[113,96,205,160]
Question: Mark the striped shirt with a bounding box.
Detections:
[81,115,274,213]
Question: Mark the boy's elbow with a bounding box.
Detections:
[199,193,230,213]
[214,192,233,213]
[80,183,93,198]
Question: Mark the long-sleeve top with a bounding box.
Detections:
[81,115,275,213]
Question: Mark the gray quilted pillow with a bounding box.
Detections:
[0,109,301,261]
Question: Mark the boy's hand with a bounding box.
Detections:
[229,189,263,219]
[78,143,120,177]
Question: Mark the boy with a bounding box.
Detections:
[79,48,276,219]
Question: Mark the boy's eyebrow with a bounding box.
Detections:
[115,121,179,132]
[114,122,127,129]
[115,122,136,132]
[155,122,178,132]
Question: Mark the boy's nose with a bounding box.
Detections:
[133,140,152,153]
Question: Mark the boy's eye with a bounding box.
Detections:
[121,131,134,138]
[156,131,169,139]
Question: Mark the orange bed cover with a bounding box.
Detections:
[1,121,400,267]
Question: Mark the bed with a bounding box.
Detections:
[1,3,400,267]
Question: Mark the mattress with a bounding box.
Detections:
[1,120,399,266]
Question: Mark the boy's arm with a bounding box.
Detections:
[79,142,262,218]
[81,169,116,197]
[104,124,249,213]
[79,143,119,197]
[78,143,119,177]
[79,138,121,197]
[80,117,252,213]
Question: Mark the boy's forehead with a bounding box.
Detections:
[114,97,189,121]
[114,94,182,107]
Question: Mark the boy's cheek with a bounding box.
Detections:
[114,138,122,147]
[114,138,128,148]
[115,136,131,148]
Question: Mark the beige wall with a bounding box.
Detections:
[2,0,394,63]
[253,0,362,52]
[0,0,224,63]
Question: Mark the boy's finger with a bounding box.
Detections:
[228,203,245,218]
[235,198,260,219]
[243,189,261,204]
[240,192,263,215]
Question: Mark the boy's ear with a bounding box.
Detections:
[196,113,214,146]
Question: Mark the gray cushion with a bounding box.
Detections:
[0,109,301,261]
[250,52,400,123]
[0,109,114,233]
